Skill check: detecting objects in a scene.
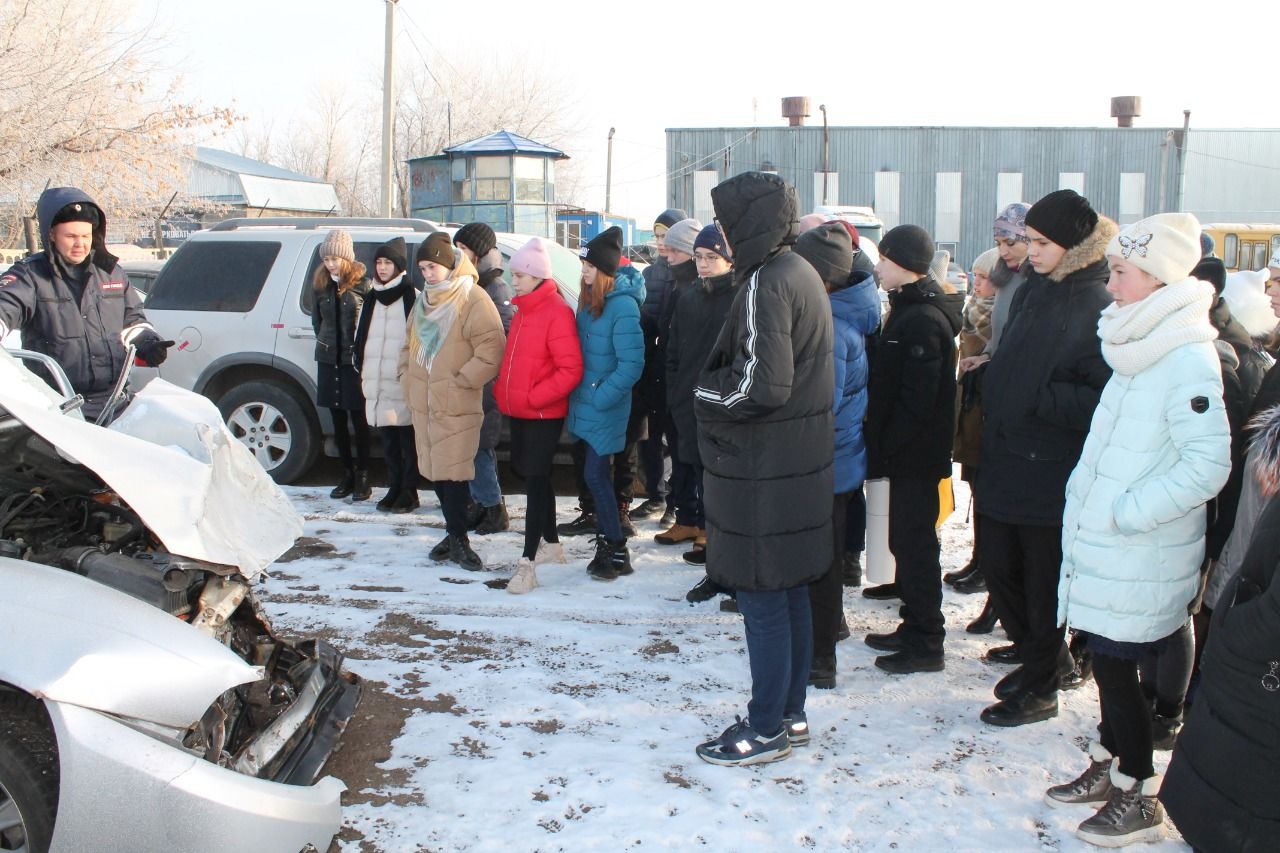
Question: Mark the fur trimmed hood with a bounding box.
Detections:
[1048,216,1119,283]
[1247,403,1280,496]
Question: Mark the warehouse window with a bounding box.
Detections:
[813,172,839,207]
[1059,172,1085,194]
[1119,173,1145,226]
[875,171,900,230]
[693,170,718,225]
[996,173,1023,213]
[935,172,962,243]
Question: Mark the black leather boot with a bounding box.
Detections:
[966,596,998,634]
[448,534,483,571]
[330,469,354,499]
[809,655,837,689]
[943,559,980,586]
[475,501,510,534]
[351,469,372,501]
[609,539,633,576]
[587,536,616,581]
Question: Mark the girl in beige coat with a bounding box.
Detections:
[400,233,505,570]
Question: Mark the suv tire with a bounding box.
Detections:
[216,380,319,484]
[0,693,59,853]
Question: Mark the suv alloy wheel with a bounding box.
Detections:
[216,380,319,484]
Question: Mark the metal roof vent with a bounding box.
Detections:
[782,97,810,127]
[1111,96,1142,128]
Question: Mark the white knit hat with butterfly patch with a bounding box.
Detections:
[1105,212,1202,285]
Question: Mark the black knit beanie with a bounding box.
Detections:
[795,222,854,286]
[1192,256,1227,295]
[654,208,688,230]
[416,232,456,269]
[878,225,935,276]
[583,226,623,276]
[454,222,497,259]
[374,236,408,277]
[1025,190,1098,251]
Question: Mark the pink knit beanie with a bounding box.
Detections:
[510,237,553,280]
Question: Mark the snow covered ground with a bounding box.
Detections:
[262,478,1189,853]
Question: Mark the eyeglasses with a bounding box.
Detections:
[694,251,724,263]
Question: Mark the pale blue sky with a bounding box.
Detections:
[139,0,1276,223]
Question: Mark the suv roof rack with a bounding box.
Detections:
[209,217,440,232]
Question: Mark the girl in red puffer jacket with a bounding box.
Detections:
[495,237,584,593]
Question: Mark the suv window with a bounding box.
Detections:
[147,241,281,312]
[300,239,425,315]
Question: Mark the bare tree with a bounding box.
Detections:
[388,53,585,216]
[0,0,237,241]
[209,44,584,219]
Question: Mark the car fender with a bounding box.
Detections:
[0,558,260,727]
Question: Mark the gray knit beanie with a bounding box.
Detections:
[664,218,703,256]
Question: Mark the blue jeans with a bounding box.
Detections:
[469,447,501,506]
[584,445,623,541]
[736,586,812,737]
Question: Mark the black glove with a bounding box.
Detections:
[135,338,175,367]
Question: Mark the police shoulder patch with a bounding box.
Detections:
[1190,396,1209,413]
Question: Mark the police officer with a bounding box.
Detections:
[0,187,169,419]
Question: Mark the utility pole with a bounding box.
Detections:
[380,0,398,218]
[819,104,829,205]
[605,127,615,214]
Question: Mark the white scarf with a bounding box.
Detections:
[1098,277,1217,376]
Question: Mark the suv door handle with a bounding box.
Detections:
[287,328,316,339]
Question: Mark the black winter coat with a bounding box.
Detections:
[1205,299,1268,558]
[637,257,692,416]
[975,217,1117,526]
[666,270,737,463]
[477,252,515,450]
[694,172,833,592]
[865,276,962,480]
[313,278,369,366]
[0,187,159,404]
[1162,406,1280,852]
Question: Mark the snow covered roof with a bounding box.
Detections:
[189,147,341,214]
[442,130,567,159]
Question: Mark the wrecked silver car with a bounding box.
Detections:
[0,349,360,853]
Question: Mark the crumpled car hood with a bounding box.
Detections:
[0,351,302,577]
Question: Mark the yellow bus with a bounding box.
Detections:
[1201,223,1280,272]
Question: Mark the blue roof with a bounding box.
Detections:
[442,130,567,159]
[194,147,328,183]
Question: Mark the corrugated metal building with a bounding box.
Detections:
[665,126,1280,267]
[187,147,342,216]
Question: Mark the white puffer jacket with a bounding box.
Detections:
[360,276,413,427]
[1059,277,1232,643]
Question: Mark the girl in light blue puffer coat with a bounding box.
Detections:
[1047,213,1232,847]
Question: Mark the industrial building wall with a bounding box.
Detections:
[1181,129,1280,224]
[665,126,1222,267]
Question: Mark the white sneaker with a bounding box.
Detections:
[507,558,538,594]
[534,541,566,566]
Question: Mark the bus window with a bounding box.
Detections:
[1272,234,1280,261]
[1254,242,1270,271]
[1224,234,1238,269]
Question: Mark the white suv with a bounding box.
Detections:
[143,218,584,483]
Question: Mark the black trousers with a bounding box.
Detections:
[845,486,866,554]
[889,477,944,651]
[981,516,1069,693]
[1095,652,1156,780]
[809,490,853,658]
[638,410,667,502]
[330,407,370,469]
[522,475,558,559]
[434,480,471,537]
[572,438,636,511]
[376,425,418,496]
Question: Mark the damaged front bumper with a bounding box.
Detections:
[46,701,345,853]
